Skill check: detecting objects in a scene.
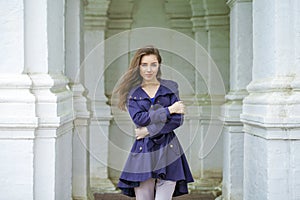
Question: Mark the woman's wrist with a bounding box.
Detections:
[168,106,174,114]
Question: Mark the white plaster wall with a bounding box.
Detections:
[108,115,135,181]
[65,0,83,82]
[47,0,65,74]
[252,0,276,80]
[229,2,252,91]
[291,140,300,199]
[32,74,74,200]
[72,123,89,198]
[84,30,106,100]
[65,0,89,199]
[222,126,244,200]
[34,137,56,200]
[55,131,73,200]
[0,0,24,73]
[24,0,65,74]
[242,1,300,200]
[244,132,300,200]
[131,0,170,28]
[109,4,198,95]
[176,117,223,178]
[209,28,230,92]
[0,2,37,199]
[253,0,295,80]
[221,1,252,199]
[295,1,300,74]
[24,0,48,73]
[0,139,34,199]
[244,133,268,200]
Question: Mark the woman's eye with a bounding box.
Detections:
[140,63,158,67]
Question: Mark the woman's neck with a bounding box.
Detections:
[141,79,160,87]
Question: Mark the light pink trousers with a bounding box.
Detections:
[134,178,176,200]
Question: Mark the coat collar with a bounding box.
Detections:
[128,79,178,100]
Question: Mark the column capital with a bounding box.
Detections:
[191,16,207,31]
[190,0,229,31]
[164,0,192,33]
[221,90,248,123]
[227,0,252,8]
[84,0,110,30]
[105,0,134,36]
[205,15,229,28]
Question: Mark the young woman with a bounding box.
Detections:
[115,45,193,200]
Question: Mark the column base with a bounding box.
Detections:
[189,177,222,197]
[90,178,117,193]
[73,197,88,200]
[88,178,118,200]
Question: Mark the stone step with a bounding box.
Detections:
[94,193,216,200]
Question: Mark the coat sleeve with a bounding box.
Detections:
[127,99,171,127]
[127,99,150,126]
[146,89,184,137]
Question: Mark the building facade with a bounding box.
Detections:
[0,0,299,200]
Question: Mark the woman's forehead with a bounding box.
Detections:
[140,54,158,63]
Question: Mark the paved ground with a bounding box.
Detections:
[94,193,216,200]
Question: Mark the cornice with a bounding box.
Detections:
[227,0,252,8]
[191,14,229,31]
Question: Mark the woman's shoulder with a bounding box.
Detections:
[160,79,178,89]
[160,79,179,94]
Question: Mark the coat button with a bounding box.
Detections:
[170,144,173,148]
[139,146,143,151]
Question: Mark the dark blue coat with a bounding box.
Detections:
[118,79,194,197]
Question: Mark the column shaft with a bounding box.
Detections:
[25,0,74,199]
[242,1,300,199]
[190,0,229,193]
[0,1,37,199]
[84,0,115,193]
[65,0,90,199]
[221,1,252,200]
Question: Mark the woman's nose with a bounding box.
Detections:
[146,65,151,72]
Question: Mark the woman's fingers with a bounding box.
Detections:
[135,127,149,139]
[176,101,185,114]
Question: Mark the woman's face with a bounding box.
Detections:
[139,54,159,83]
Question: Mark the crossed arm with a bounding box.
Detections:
[134,101,185,139]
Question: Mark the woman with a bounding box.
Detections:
[115,45,193,200]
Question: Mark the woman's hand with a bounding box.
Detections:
[135,127,149,140]
[168,101,186,114]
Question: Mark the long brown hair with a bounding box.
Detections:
[115,45,162,110]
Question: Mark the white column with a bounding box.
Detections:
[65,0,90,200]
[0,1,38,199]
[220,1,252,200]
[24,0,74,199]
[105,0,137,186]
[84,0,115,194]
[190,0,229,193]
[241,0,300,199]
